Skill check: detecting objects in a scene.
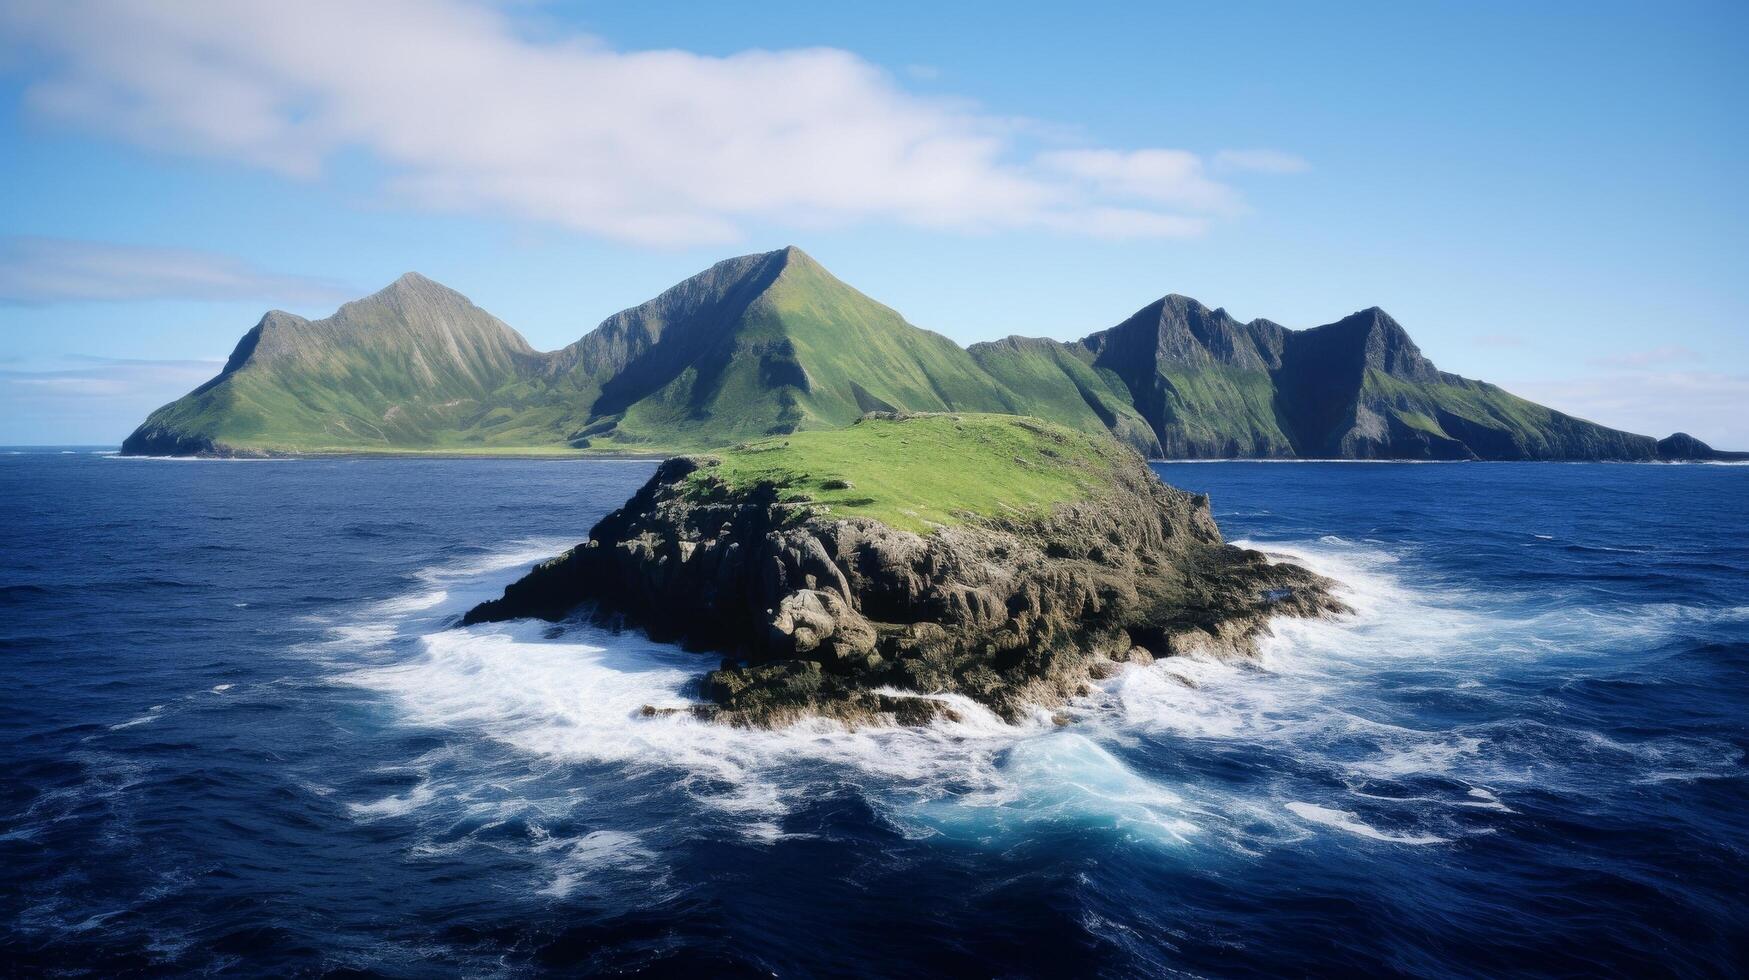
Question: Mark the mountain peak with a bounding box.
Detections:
[378,270,466,300]
[1317,306,1434,380]
[1158,292,1213,313]
[122,250,1688,462]
[771,244,829,277]
[258,309,308,329]
[1657,431,1712,459]
[326,271,496,329]
[1357,305,1401,328]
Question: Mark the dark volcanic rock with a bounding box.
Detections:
[465,446,1345,727]
[1657,432,1747,461]
[119,427,221,457]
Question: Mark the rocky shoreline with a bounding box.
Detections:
[465,415,1347,726]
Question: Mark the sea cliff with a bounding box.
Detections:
[466,413,1345,725]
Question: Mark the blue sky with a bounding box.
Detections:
[1,0,1744,446]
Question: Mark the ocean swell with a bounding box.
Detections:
[311,526,1739,887]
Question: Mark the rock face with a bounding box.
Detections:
[464,415,1344,727]
[1656,432,1748,461]
[1031,298,1665,460]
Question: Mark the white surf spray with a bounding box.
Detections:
[1283,802,1447,845]
[308,527,1741,882]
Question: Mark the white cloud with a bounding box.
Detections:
[0,237,348,304]
[1510,371,1749,450]
[1038,149,1239,213]
[1213,149,1311,174]
[0,0,1303,246]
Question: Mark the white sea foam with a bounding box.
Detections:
[1284,802,1447,845]
[897,734,1205,846]
[347,781,439,820]
[309,527,1740,874]
[535,830,659,898]
[339,619,1042,822]
[109,707,164,730]
[369,589,449,616]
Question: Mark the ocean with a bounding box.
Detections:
[2,451,1745,977]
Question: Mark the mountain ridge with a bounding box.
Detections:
[121,247,1734,461]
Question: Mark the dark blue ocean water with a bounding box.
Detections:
[2,452,1745,978]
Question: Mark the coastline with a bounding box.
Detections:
[92,451,1746,464]
[109,447,670,461]
[463,417,1349,727]
[15,444,1742,464]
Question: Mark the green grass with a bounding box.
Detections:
[967,336,1162,453]
[128,248,1655,462]
[1156,365,1294,453]
[685,413,1134,533]
[1363,368,1545,429]
[595,248,1020,450]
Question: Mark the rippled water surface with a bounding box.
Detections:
[3,452,1746,976]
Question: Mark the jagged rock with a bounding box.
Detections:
[1657,432,1748,461]
[465,415,1346,727]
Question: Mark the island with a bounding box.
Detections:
[121,247,1741,462]
[465,413,1347,726]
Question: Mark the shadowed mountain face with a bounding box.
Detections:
[999,296,1661,461]
[124,248,1717,460]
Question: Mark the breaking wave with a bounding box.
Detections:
[314,528,1740,879]
[10,454,1743,975]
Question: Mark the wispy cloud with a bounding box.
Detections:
[0,1,1306,246]
[0,237,349,305]
[0,354,224,442]
[1585,345,1699,369]
[1511,370,1749,449]
[1038,149,1240,214]
[0,356,223,391]
[63,354,230,368]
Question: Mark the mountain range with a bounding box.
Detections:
[122,246,1737,461]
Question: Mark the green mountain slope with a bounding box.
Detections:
[126,248,1032,456]
[123,247,1709,460]
[1077,295,1295,457]
[965,335,1162,455]
[562,247,1019,450]
[996,295,1663,461]
[1273,309,1657,459]
[122,273,548,455]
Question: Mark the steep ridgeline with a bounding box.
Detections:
[125,248,1728,459]
[123,274,546,455]
[127,248,1024,456]
[541,247,1017,450]
[974,296,1662,461]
